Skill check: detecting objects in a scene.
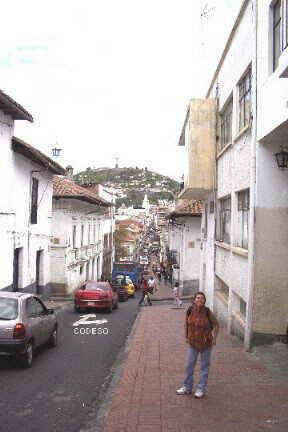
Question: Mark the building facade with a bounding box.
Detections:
[167,200,202,295]
[50,176,111,295]
[179,0,288,348]
[0,90,65,294]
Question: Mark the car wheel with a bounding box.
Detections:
[48,327,58,348]
[21,341,33,368]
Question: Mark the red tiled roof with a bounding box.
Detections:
[53,176,110,206]
[168,199,203,218]
[12,137,65,175]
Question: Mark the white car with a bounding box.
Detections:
[0,292,58,368]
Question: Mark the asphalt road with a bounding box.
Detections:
[0,293,140,432]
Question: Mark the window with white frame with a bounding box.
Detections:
[72,225,77,249]
[232,291,247,321]
[238,68,251,131]
[216,276,229,305]
[80,224,84,247]
[235,189,249,249]
[217,196,231,244]
[219,98,233,151]
[285,0,288,49]
[273,0,282,70]
[88,224,91,245]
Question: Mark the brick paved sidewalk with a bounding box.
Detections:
[103,304,288,432]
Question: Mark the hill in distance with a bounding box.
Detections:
[74,166,179,208]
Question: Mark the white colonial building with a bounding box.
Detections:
[167,200,202,295]
[0,89,65,294]
[50,176,112,295]
[179,0,288,348]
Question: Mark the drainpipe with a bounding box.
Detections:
[244,0,258,351]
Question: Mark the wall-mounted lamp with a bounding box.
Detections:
[275,146,288,170]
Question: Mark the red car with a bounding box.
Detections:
[74,281,118,313]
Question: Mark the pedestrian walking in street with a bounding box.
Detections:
[176,291,219,398]
[148,276,157,294]
[157,267,161,280]
[172,281,182,307]
[138,278,152,306]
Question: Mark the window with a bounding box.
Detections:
[30,178,39,224]
[240,298,247,318]
[232,292,247,320]
[285,0,288,49]
[238,68,251,131]
[26,297,45,317]
[236,189,249,249]
[209,201,215,214]
[88,224,91,245]
[203,203,208,239]
[217,197,231,244]
[219,98,233,151]
[273,0,282,70]
[216,276,229,304]
[81,225,84,247]
[72,226,77,249]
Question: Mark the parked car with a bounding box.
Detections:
[0,292,57,368]
[74,281,118,313]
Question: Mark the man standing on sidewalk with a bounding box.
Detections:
[176,291,219,398]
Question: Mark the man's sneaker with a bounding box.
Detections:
[194,389,205,398]
[176,386,191,395]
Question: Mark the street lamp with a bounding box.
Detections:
[275,146,288,170]
[52,147,62,158]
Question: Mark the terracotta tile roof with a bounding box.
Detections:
[168,199,203,218]
[53,176,110,206]
[0,89,33,122]
[12,137,65,175]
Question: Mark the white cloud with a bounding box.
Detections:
[1,0,242,179]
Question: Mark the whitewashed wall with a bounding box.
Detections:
[50,198,108,295]
[199,195,215,310]
[168,216,201,295]
[1,122,54,294]
[206,0,253,338]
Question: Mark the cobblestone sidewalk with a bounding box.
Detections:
[103,304,288,432]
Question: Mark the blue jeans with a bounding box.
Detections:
[183,346,211,392]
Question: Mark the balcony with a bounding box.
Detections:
[178,99,217,200]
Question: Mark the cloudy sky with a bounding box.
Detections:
[1,0,240,180]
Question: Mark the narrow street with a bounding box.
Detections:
[0,296,140,432]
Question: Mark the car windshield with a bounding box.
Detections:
[84,283,109,291]
[0,298,18,320]
[114,263,135,271]
[113,278,125,285]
